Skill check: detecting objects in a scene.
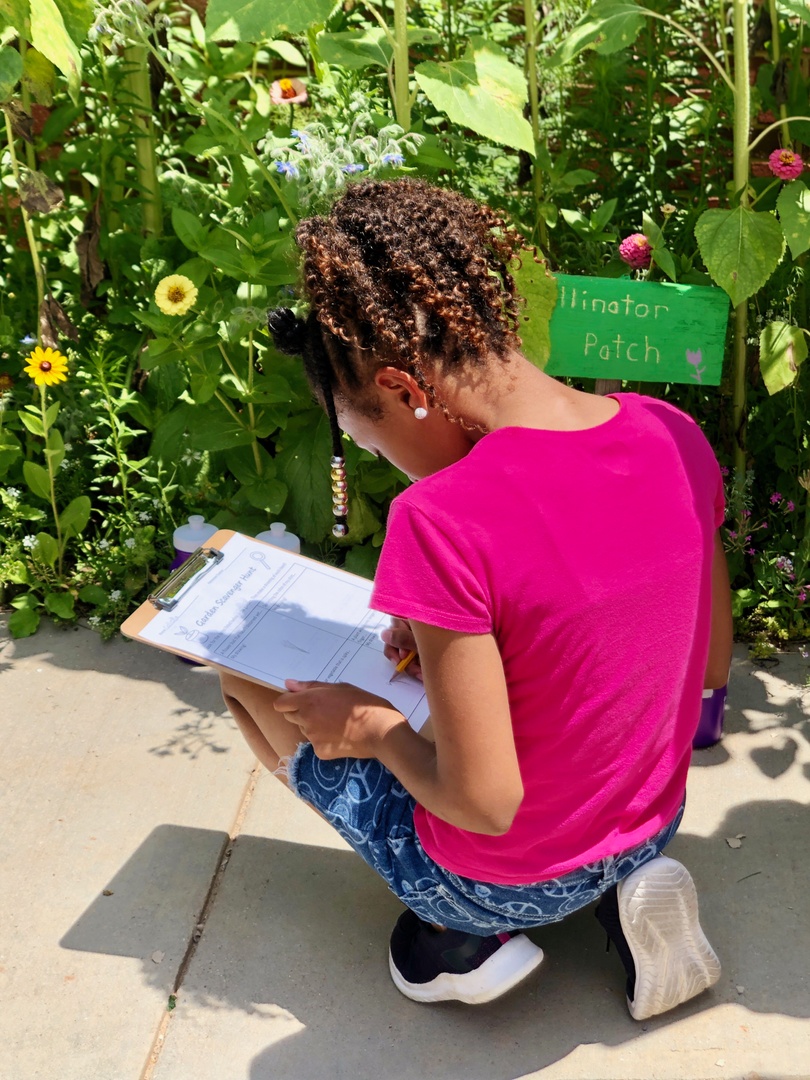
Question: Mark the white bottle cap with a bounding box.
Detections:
[255,521,301,553]
[173,515,218,553]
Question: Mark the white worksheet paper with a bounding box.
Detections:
[140,533,429,731]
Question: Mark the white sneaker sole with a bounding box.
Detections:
[389,933,544,1005]
[617,856,721,1021]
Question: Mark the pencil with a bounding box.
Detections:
[388,649,417,684]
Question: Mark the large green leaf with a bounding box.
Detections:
[776,180,810,260]
[415,38,534,155]
[549,0,647,67]
[317,27,391,70]
[54,0,95,45]
[186,348,222,404]
[759,320,808,395]
[187,402,255,451]
[0,0,29,33]
[0,45,23,101]
[23,459,51,500]
[512,257,558,369]
[33,530,58,567]
[8,603,40,639]
[275,409,333,542]
[44,590,75,619]
[29,0,82,100]
[58,494,91,537]
[172,207,210,253]
[206,0,336,42]
[694,207,785,307]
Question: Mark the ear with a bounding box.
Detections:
[374,366,429,412]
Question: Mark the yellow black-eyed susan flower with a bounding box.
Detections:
[23,346,69,387]
[155,274,198,316]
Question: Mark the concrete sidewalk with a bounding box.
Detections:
[1,617,809,1080]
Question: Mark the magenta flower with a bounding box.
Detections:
[720,465,730,476]
[799,591,807,603]
[786,500,795,512]
[618,233,652,269]
[768,148,804,180]
[770,492,782,504]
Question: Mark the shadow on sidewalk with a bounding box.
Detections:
[60,797,810,1080]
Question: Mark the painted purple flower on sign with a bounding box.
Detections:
[686,348,705,383]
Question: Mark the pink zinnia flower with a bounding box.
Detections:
[768,148,803,180]
[271,78,308,106]
[618,233,652,270]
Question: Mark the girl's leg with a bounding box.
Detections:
[220,672,306,777]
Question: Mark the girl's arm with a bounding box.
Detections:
[374,620,524,836]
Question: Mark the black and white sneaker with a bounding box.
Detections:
[595,855,721,1021]
[388,909,544,1005]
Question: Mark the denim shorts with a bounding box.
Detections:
[285,744,685,935]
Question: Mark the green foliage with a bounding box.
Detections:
[0,0,808,646]
[695,208,786,307]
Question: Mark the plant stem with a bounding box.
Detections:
[523,0,547,250]
[767,0,791,145]
[94,355,131,509]
[642,8,737,94]
[3,109,46,336]
[717,0,731,78]
[731,0,750,477]
[393,0,411,132]
[123,44,163,237]
[40,384,64,577]
[748,117,810,154]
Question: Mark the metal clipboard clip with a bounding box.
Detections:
[148,546,225,611]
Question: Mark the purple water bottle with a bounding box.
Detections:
[171,515,218,570]
[693,685,727,748]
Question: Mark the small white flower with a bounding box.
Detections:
[152,498,162,508]
[138,511,150,522]
[124,538,136,549]
[109,589,123,602]
[22,534,37,549]
[6,487,20,499]
[99,539,111,550]
[59,459,70,470]
[64,443,73,452]
[88,615,102,628]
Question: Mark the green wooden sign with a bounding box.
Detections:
[544,274,730,385]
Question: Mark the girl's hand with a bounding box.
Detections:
[273,680,405,760]
[380,618,423,682]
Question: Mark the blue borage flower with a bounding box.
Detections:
[341,163,366,174]
[275,161,300,180]
[291,129,311,152]
[381,152,405,167]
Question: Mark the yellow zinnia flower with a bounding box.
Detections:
[155,274,198,316]
[23,346,69,387]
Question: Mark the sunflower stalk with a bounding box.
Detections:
[123,44,162,237]
[39,384,65,577]
[3,109,46,336]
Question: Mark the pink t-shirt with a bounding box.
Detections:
[370,393,724,885]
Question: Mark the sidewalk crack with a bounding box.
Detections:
[139,759,264,1080]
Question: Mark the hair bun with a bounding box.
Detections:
[267,307,308,356]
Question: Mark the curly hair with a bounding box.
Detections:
[294,178,524,416]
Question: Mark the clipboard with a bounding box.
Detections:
[121,530,430,732]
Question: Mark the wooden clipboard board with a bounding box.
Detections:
[120,529,357,690]
[119,532,431,737]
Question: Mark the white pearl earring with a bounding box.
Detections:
[414,407,428,420]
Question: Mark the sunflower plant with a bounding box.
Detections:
[3,346,91,634]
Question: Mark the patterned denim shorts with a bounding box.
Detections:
[285,744,685,935]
